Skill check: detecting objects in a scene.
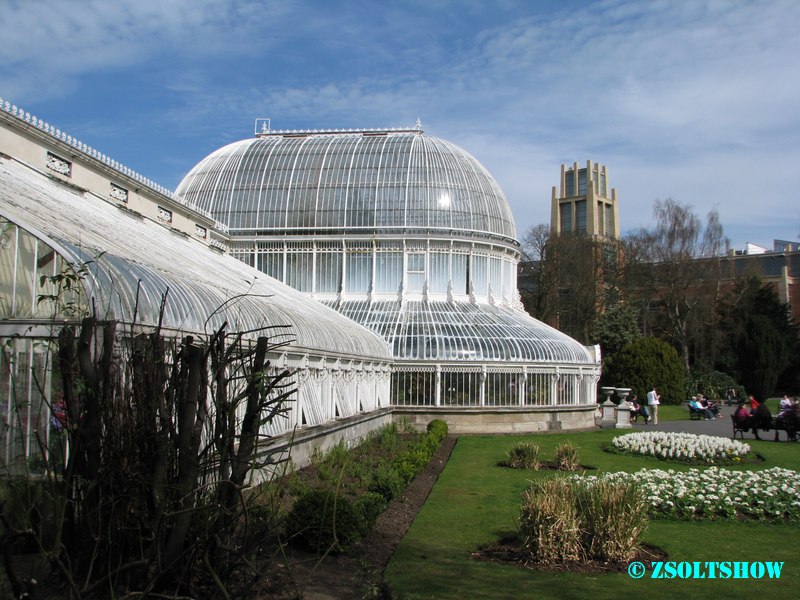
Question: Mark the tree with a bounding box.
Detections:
[519,224,560,325]
[737,315,787,400]
[717,276,799,398]
[603,337,685,404]
[520,224,621,344]
[622,199,726,372]
[591,304,641,359]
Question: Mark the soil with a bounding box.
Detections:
[276,437,668,598]
[272,434,458,600]
[472,540,668,574]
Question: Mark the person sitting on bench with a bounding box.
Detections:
[698,394,719,419]
[733,402,750,431]
[629,395,649,424]
[689,396,715,420]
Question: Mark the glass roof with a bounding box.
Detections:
[325,299,596,364]
[175,130,518,242]
[0,158,391,361]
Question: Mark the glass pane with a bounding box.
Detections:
[346,252,372,294]
[429,253,449,294]
[315,252,342,293]
[286,252,313,292]
[375,252,402,293]
[14,227,37,316]
[0,221,16,315]
[471,255,487,296]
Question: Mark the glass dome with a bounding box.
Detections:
[175,127,596,364]
[176,128,517,243]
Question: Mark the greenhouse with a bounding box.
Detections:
[175,126,601,418]
[1,99,601,468]
[0,155,392,470]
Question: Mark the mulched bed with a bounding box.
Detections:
[473,539,668,574]
[270,435,458,600]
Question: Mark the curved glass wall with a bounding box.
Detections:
[228,238,519,304]
[1,158,393,469]
[0,158,391,360]
[328,300,593,363]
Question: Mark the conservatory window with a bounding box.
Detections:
[375,252,403,293]
[286,252,313,292]
[406,253,425,292]
[315,252,342,293]
[471,255,487,296]
[346,247,372,293]
[429,252,449,294]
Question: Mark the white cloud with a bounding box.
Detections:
[2,0,798,248]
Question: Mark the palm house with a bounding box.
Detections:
[176,124,600,431]
[1,98,601,475]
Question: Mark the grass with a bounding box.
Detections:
[384,429,800,599]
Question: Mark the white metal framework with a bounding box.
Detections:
[0,157,392,470]
[175,128,600,409]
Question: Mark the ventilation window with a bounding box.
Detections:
[157,206,173,224]
[109,182,128,203]
[46,151,72,177]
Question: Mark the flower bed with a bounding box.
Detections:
[576,467,800,521]
[611,431,750,463]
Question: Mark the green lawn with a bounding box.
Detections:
[385,430,800,599]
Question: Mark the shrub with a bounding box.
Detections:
[426,419,448,443]
[374,422,399,452]
[368,464,405,502]
[687,369,744,403]
[519,479,583,563]
[603,336,685,404]
[285,489,362,554]
[555,442,580,471]
[353,491,388,534]
[395,444,430,484]
[506,442,541,470]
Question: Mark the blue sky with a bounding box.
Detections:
[2,0,799,250]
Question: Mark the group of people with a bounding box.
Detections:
[689,393,720,420]
[732,394,799,432]
[629,387,661,425]
[628,389,798,433]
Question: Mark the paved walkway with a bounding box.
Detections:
[627,403,745,439]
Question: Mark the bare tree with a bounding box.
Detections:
[520,224,620,344]
[519,224,560,325]
[623,199,727,372]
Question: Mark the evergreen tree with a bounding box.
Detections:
[603,337,685,404]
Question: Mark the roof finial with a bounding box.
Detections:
[415,118,422,131]
[254,118,271,137]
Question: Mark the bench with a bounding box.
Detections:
[688,403,705,420]
[732,413,799,442]
[731,414,748,439]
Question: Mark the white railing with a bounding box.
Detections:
[0,97,216,223]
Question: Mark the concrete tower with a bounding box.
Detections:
[551,161,619,240]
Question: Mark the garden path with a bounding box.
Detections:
[632,403,739,438]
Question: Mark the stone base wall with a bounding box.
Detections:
[391,405,598,434]
[253,408,395,482]
[255,404,598,480]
